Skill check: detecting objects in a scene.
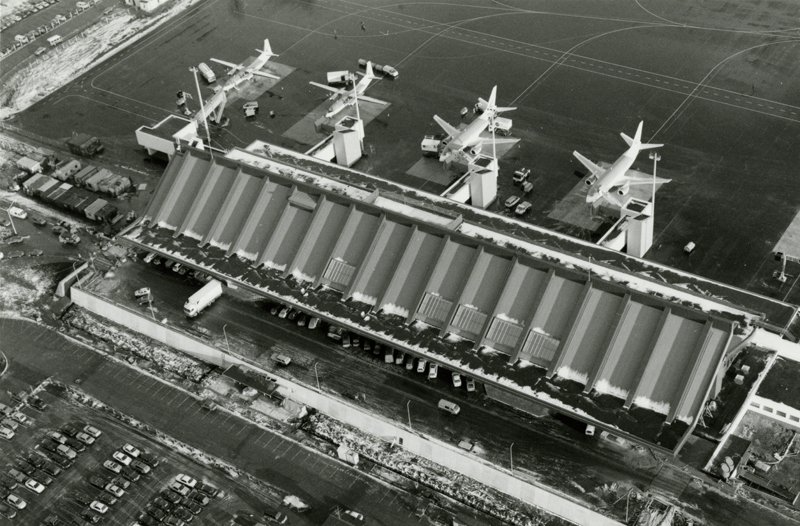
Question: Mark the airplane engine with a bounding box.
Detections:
[617,183,630,196]
[585,176,597,186]
[469,144,482,157]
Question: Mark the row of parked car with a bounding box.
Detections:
[269,303,321,329]
[0,420,100,519]
[0,0,62,32]
[133,473,220,526]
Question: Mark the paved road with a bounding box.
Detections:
[104,256,800,526]
[0,317,502,526]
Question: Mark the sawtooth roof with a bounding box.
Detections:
[121,146,745,450]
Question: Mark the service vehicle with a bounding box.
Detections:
[512,168,530,184]
[515,201,532,215]
[197,62,216,83]
[184,279,222,317]
[357,58,398,79]
[437,399,461,415]
[134,287,151,298]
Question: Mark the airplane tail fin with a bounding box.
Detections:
[621,121,662,150]
[257,39,278,57]
[364,61,379,80]
[433,115,460,139]
[486,86,497,111]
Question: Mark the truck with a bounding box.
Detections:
[198,62,216,84]
[47,34,62,46]
[67,134,105,157]
[326,70,352,87]
[357,58,398,79]
[184,279,223,317]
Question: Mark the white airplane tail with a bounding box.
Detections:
[621,121,662,151]
[479,86,516,115]
[257,39,278,57]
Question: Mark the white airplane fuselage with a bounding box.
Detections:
[587,148,639,203]
[441,113,491,157]
[326,83,370,118]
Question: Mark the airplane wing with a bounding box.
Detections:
[250,69,280,80]
[309,81,342,93]
[572,151,603,176]
[433,115,460,139]
[357,95,388,105]
[210,58,242,70]
[620,174,672,185]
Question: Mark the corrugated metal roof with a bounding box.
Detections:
[120,147,744,449]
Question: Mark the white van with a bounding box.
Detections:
[438,399,460,415]
[8,206,27,219]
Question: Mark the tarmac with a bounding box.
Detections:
[7,0,800,319]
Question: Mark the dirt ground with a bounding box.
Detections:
[736,411,800,493]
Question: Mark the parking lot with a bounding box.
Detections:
[0,386,285,525]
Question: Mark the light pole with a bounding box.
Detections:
[406,400,412,428]
[189,66,213,152]
[649,152,661,219]
[510,443,514,472]
[222,324,230,353]
[314,362,320,391]
[5,199,17,235]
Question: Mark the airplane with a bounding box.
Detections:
[211,39,280,92]
[573,121,670,207]
[432,86,515,163]
[309,62,388,119]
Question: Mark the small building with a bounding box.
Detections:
[53,159,82,182]
[34,146,58,166]
[97,174,132,197]
[32,176,59,197]
[84,199,109,221]
[85,168,113,192]
[22,173,46,193]
[73,165,98,186]
[43,182,72,203]
[16,156,43,174]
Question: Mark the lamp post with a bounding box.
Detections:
[189,66,213,152]
[649,152,661,219]
[510,443,514,472]
[314,362,320,391]
[406,400,412,428]
[222,324,230,353]
[6,199,17,235]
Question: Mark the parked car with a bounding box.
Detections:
[45,452,71,469]
[1,418,18,431]
[196,482,219,497]
[504,195,521,208]
[120,465,140,482]
[47,430,67,444]
[82,424,102,438]
[151,496,173,511]
[465,378,476,392]
[131,459,151,474]
[9,411,29,425]
[75,431,95,445]
[122,443,141,457]
[188,489,209,506]
[104,483,124,498]
[160,489,183,504]
[164,516,185,526]
[0,427,13,440]
[29,471,51,486]
[90,501,109,514]
[427,362,438,379]
[112,451,132,466]
[56,444,76,459]
[172,506,193,522]
[63,436,85,452]
[515,201,532,215]
[61,423,80,437]
[146,506,168,521]
[110,476,130,489]
[169,481,191,496]
[39,460,61,478]
[28,397,47,411]
[175,474,197,488]
[0,502,17,518]
[417,358,427,373]
[6,493,26,509]
[452,372,462,387]
[24,478,45,494]
[73,490,92,506]
[102,460,122,475]
[139,451,160,467]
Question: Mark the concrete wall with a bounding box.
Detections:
[70,288,245,369]
[72,286,621,526]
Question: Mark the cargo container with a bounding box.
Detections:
[85,168,112,192]
[98,174,131,197]
[53,159,81,181]
[22,173,46,193]
[72,165,97,186]
[84,198,108,221]
[34,177,58,197]
[16,156,42,174]
[66,133,104,157]
[43,182,72,203]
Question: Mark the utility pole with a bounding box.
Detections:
[314,362,320,391]
[406,400,412,428]
[649,152,661,219]
[510,443,514,472]
[189,66,213,152]
[222,324,230,353]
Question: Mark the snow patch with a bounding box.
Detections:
[380,303,409,318]
[556,366,588,385]
[495,313,522,325]
[182,230,203,242]
[633,396,670,415]
[517,360,534,368]
[445,333,465,343]
[350,291,377,306]
[263,260,287,272]
[290,268,314,284]
[594,378,629,399]
[480,346,502,356]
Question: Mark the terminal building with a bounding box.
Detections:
[118,142,797,455]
